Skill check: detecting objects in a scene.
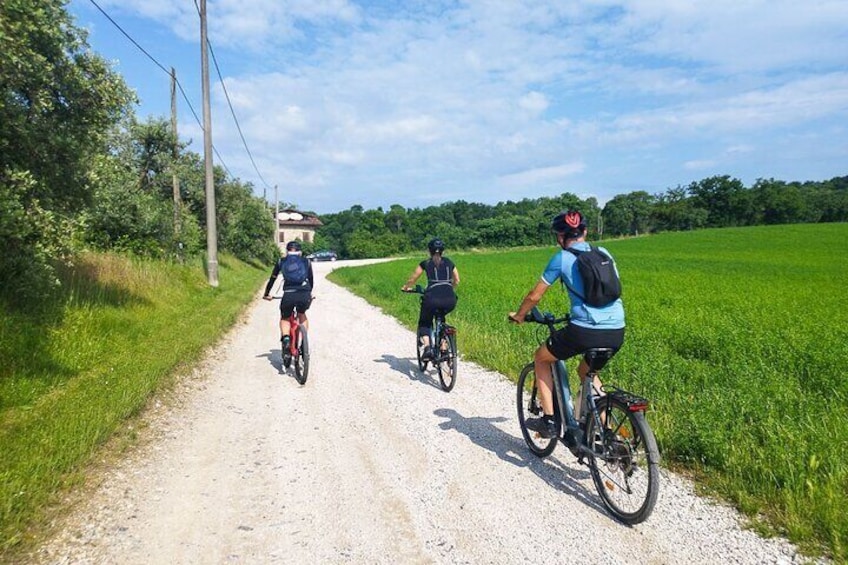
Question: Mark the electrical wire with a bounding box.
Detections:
[86,0,236,179]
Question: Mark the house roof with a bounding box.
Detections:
[277,209,323,227]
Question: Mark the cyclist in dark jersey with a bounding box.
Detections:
[263,240,314,360]
[401,238,460,359]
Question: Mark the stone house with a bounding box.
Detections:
[276,209,323,250]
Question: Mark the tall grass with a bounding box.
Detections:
[0,252,267,558]
[329,224,848,561]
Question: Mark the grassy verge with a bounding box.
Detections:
[329,223,847,562]
[0,252,267,559]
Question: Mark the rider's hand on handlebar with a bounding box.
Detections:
[263,295,272,301]
[508,311,523,324]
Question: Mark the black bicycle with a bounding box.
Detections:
[515,307,659,524]
[403,285,458,392]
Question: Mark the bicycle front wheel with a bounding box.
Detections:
[516,363,557,457]
[294,328,310,385]
[585,397,659,524]
[436,330,457,392]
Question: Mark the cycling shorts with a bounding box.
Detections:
[547,323,624,363]
[280,290,312,318]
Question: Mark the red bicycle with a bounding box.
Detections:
[284,306,309,384]
[270,297,310,384]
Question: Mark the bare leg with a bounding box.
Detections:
[575,359,603,421]
[533,344,558,415]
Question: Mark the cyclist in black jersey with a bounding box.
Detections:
[263,241,314,357]
[401,238,460,359]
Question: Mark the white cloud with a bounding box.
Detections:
[497,162,586,188]
[76,0,848,211]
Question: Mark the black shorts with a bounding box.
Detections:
[418,288,457,331]
[279,291,312,318]
[547,323,625,362]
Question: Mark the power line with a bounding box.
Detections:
[208,40,272,190]
[189,0,272,190]
[86,0,234,179]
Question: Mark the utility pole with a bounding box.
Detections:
[274,184,279,247]
[170,68,183,262]
[200,0,218,286]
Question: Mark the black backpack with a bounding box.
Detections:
[565,246,621,307]
[282,255,308,285]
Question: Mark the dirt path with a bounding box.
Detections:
[31,260,808,564]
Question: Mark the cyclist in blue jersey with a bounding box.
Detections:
[402,238,460,359]
[509,210,625,443]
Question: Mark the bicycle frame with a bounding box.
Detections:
[286,310,301,357]
[552,359,615,459]
[515,306,659,524]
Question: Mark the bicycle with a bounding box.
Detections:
[272,297,310,385]
[514,307,659,524]
[402,284,458,392]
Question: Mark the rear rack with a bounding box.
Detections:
[599,384,650,412]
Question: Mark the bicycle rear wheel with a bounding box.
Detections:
[516,363,557,457]
[436,329,457,392]
[585,397,659,524]
[294,328,310,384]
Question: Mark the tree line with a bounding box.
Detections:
[312,175,847,259]
[1,0,277,307]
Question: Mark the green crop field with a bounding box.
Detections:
[329,223,848,561]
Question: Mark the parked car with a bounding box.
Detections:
[306,250,338,262]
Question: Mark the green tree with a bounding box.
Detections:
[0,0,133,302]
[652,186,708,232]
[686,175,746,227]
[602,191,655,236]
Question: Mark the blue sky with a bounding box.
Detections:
[69,0,848,214]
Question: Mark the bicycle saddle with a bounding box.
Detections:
[583,348,615,372]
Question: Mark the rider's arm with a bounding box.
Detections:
[510,252,560,322]
[451,266,460,288]
[263,259,282,298]
[402,265,424,291]
[511,280,550,322]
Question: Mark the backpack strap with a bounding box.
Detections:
[560,248,587,302]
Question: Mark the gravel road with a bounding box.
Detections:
[31,259,811,564]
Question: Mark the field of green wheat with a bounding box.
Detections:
[329,223,848,561]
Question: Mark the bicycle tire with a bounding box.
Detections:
[585,396,659,524]
[294,328,309,384]
[516,363,558,457]
[436,330,457,392]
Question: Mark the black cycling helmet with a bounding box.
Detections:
[427,237,445,255]
[286,240,302,252]
[551,210,586,238]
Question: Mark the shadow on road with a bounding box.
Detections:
[433,407,609,520]
[374,354,443,391]
[256,349,303,384]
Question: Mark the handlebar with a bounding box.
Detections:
[401,284,425,295]
[510,306,569,327]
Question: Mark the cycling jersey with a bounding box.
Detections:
[541,242,624,330]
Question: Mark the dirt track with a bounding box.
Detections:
[31,259,808,564]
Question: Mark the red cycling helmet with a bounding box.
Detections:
[551,210,586,238]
